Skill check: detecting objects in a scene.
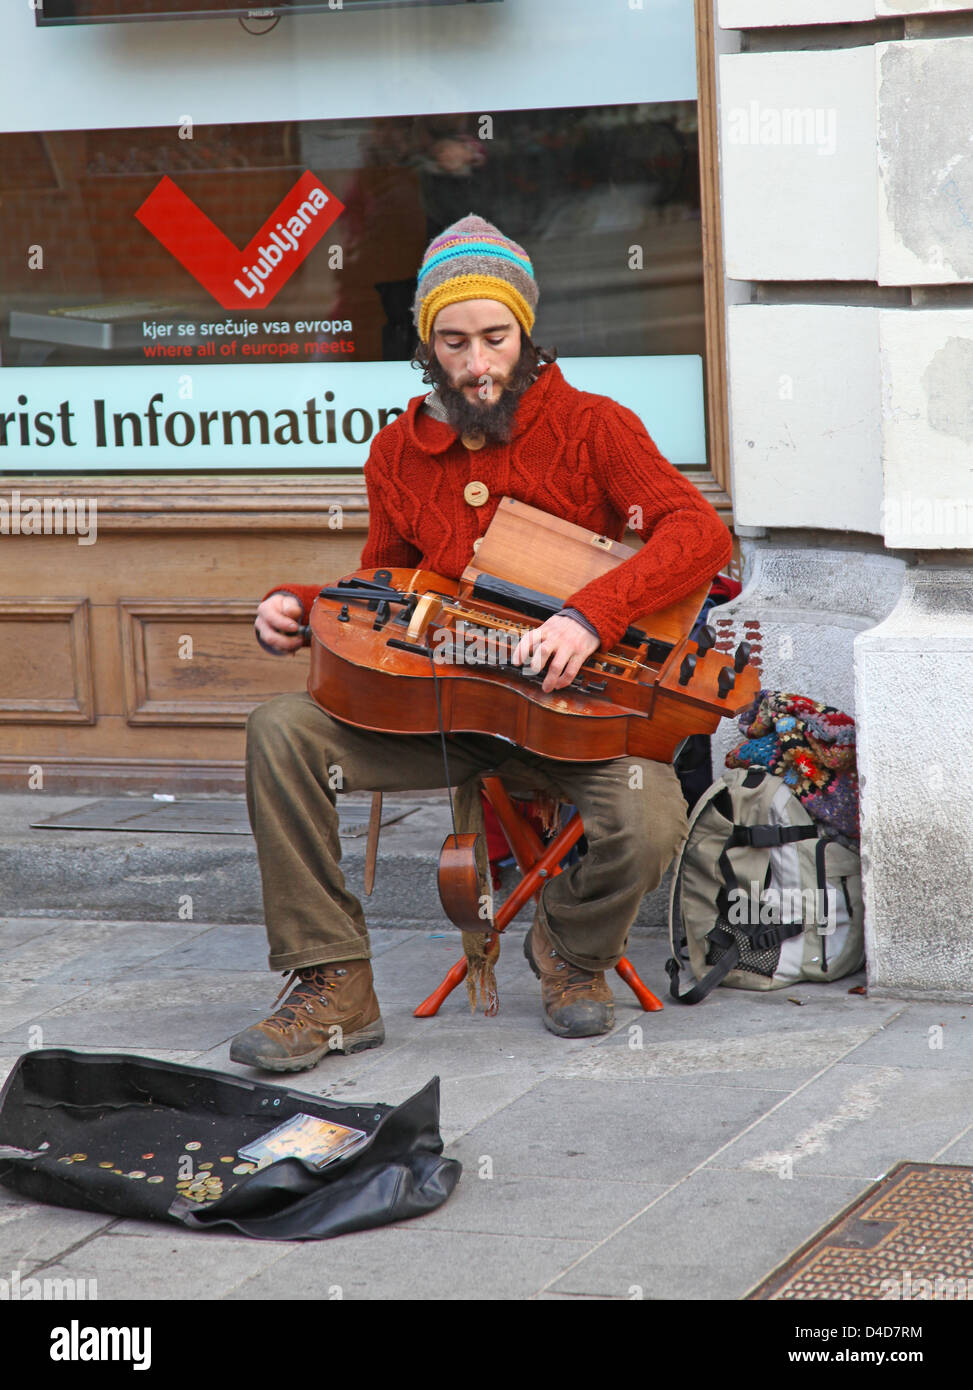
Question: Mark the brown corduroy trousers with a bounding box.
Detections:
[245,691,689,975]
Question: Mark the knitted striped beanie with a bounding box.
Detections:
[413,214,538,344]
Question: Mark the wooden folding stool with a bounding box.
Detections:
[414,773,663,1017]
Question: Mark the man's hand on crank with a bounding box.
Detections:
[511,614,600,694]
[254,592,305,655]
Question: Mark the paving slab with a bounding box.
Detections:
[0,920,202,987]
[824,1003,973,1070]
[0,973,270,1050]
[214,1009,589,1146]
[0,918,64,949]
[0,1194,116,1270]
[445,1076,788,1185]
[350,929,518,1007]
[555,1024,880,1086]
[933,1124,973,1165]
[0,979,100,1038]
[50,1230,296,1302]
[536,1291,613,1299]
[705,1061,973,1180]
[405,1171,670,1240]
[61,922,429,983]
[225,1226,592,1302]
[545,1169,869,1301]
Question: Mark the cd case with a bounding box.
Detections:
[238,1113,369,1170]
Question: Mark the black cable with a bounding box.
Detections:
[429,653,461,851]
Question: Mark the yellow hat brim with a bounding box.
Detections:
[419,275,535,344]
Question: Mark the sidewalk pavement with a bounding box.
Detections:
[2,792,973,1301]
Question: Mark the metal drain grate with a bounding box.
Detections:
[749,1162,973,1300]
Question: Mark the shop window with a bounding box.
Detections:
[0,105,705,472]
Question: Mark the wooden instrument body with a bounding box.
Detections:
[307,499,759,765]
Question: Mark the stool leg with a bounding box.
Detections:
[417,782,665,1018]
[414,954,471,1017]
[416,951,664,1016]
[415,803,585,1015]
[615,956,663,1012]
[481,776,546,876]
[493,814,584,931]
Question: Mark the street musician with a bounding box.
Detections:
[231,214,732,1072]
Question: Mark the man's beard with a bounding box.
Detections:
[424,340,538,444]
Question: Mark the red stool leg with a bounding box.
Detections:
[415,949,665,1017]
[614,956,664,1012]
[486,791,664,1012]
[493,814,584,931]
[481,776,547,875]
[415,784,664,1016]
[413,806,581,1017]
[413,954,472,1017]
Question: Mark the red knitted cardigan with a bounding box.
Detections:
[266,363,731,650]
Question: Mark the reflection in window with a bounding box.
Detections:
[0,104,702,370]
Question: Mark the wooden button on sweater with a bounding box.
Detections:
[464,481,489,507]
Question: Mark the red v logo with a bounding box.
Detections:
[135,173,344,310]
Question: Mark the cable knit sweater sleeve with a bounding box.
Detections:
[359,441,423,573]
[564,400,733,649]
[258,434,422,623]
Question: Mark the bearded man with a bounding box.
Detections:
[230,214,732,1073]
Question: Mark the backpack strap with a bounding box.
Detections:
[723,822,821,850]
[666,924,742,1004]
[813,835,855,974]
[666,815,819,1006]
[666,780,738,1002]
[715,822,819,920]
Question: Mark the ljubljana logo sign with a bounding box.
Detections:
[135,173,345,310]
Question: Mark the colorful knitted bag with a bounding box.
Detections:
[725,690,859,843]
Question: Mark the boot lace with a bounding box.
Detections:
[550,950,601,1000]
[264,965,347,1033]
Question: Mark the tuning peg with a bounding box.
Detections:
[717,666,736,699]
[678,654,697,686]
[734,641,751,673]
[696,624,716,656]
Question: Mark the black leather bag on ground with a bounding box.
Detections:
[0,1049,460,1240]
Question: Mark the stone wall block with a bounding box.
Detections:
[719,0,872,26]
[855,568,973,998]
[727,304,883,532]
[719,1,973,26]
[879,308,973,549]
[877,38,973,285]
[876,1,973,14]
[720,48,878,281]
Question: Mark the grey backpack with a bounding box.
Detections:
[666,767,864,1004]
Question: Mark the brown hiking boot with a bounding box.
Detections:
[523,915,614,1037]
[229,959,384,1073]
